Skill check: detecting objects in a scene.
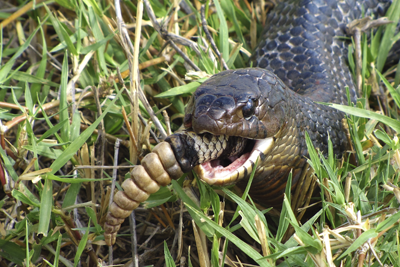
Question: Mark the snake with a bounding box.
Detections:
[103,0,393,245]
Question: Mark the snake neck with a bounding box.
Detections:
[236,89,350,206]
[284,89,349,159]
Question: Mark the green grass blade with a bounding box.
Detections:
[226,42,242,68]
[55,0,76,9]
[328,104,400,133]
[283,193,298,227]
[44,4,78,55]
[171,180,215,237]
[0,239,25,265]
[376,211,400,232]
[338,229,378,260]
[74,221,90,267]
[271,246,308,259]
[222,185,270,233]
[371,27,383,61]
[37,119,68,143]
[374,129,395,147]
[156,80,204,98]
[0,145,19,182]
[211,235,219,267]
[220,0,247,50]
[376,0,400,72]
[76,2,82,54]
[285,209,323,247]
[239,212,261,243]
[59,51,70,142]
[0,27,2,66]
[85,206,102,233]
[185,203,272,267]
[288,222,322,254]
[11,71,59,87]
[49,94,117,174]
[142,186,177,209]
[50,29,89,53]
[226,158,260,226]
[23,145,63,160]
[222,189,261,241]
[62,183,82,209]
[25,220,30,266]
[276,175,294,242]
[54,234,62,267]
[164,241,177,267]
[395,59,400,87]
[80,32,115,55]
[139,31,158,59]
[12,185,41,208]
[213,0,229,62]
[376,69,400,108]
[38,177,53,236]
[31,22,48,104]
[70,109,81,143]
[40,70,54,103]
[87,7,107,73]
[11,88,27,113]
[305,131,322,177]
[82,0,103,17]
[46,173,110,183]
[347,44,355,76]
[0,25,41,83]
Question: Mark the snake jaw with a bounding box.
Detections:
[194,137,275,186]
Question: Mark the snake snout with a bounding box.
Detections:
[184,69,293,139]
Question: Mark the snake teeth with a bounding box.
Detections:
[104,142,183,246]
[194,137,275,186]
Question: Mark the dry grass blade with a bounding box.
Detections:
[255,214,273,266]
[192,221,209,267]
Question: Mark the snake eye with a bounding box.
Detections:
[242,99,255,119]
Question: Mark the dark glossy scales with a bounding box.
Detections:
[253,0,390,104]
[173,0,394,207]
[244,0,393,205]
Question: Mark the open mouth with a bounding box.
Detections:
[194,137,275,186]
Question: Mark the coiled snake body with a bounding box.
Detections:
[104,0,392,245]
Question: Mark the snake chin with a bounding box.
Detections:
[194,137,275,186]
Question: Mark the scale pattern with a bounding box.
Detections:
[252,0,389,104]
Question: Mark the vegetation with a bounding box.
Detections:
[0,0,399,266]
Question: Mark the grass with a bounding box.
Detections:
[0,0,399,266]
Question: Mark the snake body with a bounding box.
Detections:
[104,0,393,245]
[166,69,348,206]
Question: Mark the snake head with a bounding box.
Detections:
[167,67,348,201]
[165,68,298,186]
[183,68,289,140]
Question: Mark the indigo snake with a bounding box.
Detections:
[104,0,393,245]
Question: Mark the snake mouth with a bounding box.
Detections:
[194,137,275,186]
